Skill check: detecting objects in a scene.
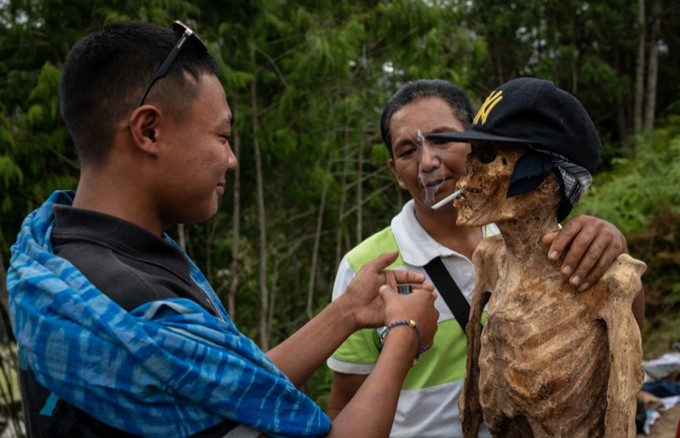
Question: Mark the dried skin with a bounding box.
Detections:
[457,144,645,438]
[468,246,644,437]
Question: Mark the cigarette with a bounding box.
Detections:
[431,190,463,210]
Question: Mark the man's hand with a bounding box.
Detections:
[342,251,434,330]
[543,215,627,291]
[379,284,439,350]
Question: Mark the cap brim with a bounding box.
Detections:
[427,130,538,145]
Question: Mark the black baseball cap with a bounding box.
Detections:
[427,77,601,173]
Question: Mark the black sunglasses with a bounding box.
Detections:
[136,20,207,106]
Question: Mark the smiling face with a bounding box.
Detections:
[388,97,470,209]
[454,142,526,226]
[157,73,237,227]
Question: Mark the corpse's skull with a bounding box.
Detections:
[454,142,526,227]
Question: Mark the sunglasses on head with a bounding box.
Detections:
[136,20,208,107]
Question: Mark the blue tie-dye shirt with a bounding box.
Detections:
[7,191,331,437]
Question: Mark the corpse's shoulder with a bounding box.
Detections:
[601,253,647,289]
[472,234,506,266]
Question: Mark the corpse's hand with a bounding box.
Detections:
[542,215,627,291]
[342,251,434,330]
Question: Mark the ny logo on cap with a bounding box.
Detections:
[474,89,503,125]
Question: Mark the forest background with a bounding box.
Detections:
[0,0,679,432]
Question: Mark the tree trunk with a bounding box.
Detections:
[306,159,330,320]
[251,79,270,350]
[633,0,646,133]
[228,91,241,319]
[335,127,350,271]
[205,223,213,284]
[617,102,631,151]
[492,43,504,86]
[267,263,277,347]
[0,252,10,336]
[177,223,187,250]
[356,134,364,245]
[0,251,23,435]
[644,1,661,131]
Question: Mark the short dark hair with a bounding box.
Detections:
[60,22,219,166]
[380,79,474,157]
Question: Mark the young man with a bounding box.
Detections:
[7,21,440,437]
[326,79,644,437]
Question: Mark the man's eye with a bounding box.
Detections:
[398,147,415,157]
[397,144,418,157]
[429,138,450,146]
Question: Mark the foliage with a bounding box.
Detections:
[0,0,679,431]
[575,116,680,235]
[573,116,680,357]
[627,211,680,359]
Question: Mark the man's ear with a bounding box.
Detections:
[128,105,163,156]
[388,158,407,190]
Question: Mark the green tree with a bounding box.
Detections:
[1,0,680,431]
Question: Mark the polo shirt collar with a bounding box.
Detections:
[391,200,460,267]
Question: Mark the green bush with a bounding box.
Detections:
[574,118,680,357]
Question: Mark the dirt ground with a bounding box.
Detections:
[643,403,680,438]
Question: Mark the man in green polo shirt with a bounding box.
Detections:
[326,79,643,437]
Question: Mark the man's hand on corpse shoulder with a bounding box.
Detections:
[542,215,628,292]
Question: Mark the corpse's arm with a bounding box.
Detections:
[599,255,646,438]
[461,237,501,438]
[542,215,645,329]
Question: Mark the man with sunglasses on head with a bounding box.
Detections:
[7,21,440,437]
[326,79,645,437]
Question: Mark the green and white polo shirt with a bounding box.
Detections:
[328,200,495,438]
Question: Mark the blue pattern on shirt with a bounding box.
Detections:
[7,191,330,438]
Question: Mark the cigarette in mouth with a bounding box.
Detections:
[431,190,463,210]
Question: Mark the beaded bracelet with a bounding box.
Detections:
[379,319,429,365]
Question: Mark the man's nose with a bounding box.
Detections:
[418,143,441,171]
[226,146,238,170]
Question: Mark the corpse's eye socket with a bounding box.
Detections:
[472,142,498,164]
